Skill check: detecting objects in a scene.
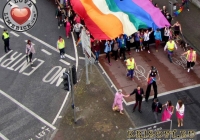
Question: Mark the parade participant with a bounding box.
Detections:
[139,31,144,51]
[104,40,113,66]
[164,38,178,63]
[126,56,137,81]
[55,5,62,29]
[57,36,65,59]
[152,98,162,123]
[64,17,71,38]
[171,21,182,38]
[143,29,153,53]
[113,39,119,61]
[2,29,11,53]
[145,66,160,102]
[112,89,129,114]
[73,22,83,40]
[26,40,35,64]
[92,40,101,63]
[181,48,197,72]
[176,100,185,127]
[129,85,144,113]
[118,34,127,61]
[154,28,162,52]
[163,27,170,45]
[161,100,174,122]
[134,32,140,52]
[74,14,81,24]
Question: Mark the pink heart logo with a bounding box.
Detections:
[10,7,31,25]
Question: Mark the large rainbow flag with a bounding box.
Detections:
[71,0,170,40]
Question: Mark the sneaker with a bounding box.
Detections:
[58,26,60,29]
[141,49,143,51]
[191,67,193,69]
[188,9,189,11]
[62,55,65,58]
[138,49,140,52]
[143,47,145,50]
[135,49,137,52]
[60,55,63,59]
[148,50,150,53]
[31,62,33,65]
[187,69,190,72]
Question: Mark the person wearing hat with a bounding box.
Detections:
[2,29,11,53]
[164,38,178,63]
[145,66,160,102]
[112,89,129,114]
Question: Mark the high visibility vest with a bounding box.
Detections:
[2,32,9,39]
[167,41,175,51]
[58,40,65,49]
[186,50,196,61]
[126,58,135,70]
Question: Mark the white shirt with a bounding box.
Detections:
[164,29,170,36]
[144,32,151,41]
[176,103,185,116]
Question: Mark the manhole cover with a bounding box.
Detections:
[178,95,194,105]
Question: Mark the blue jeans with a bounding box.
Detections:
[95,51,100,61]
[127,69,134,78]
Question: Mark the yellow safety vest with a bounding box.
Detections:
[186,50,196,61]
[126,58,135,70]
[167,41,175,51]
[57,40,65,49]
[2,32,9,39]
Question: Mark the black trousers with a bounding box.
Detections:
[127,41,130,52]
[164,36,169,45]
[26,53,33,62]
[75,32,80,40]
[187,61,195,68]
[113,50,118,60]
[120,47,126,60]
[4,39,10,52]
[106,51,110,63]
[145,81,158,101]
[143,40,150,50]
[57,16,62,26]
[135,41,140,50]
[133,100,142,111]
[59,48,65,55]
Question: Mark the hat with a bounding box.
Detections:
[118,89,122,93]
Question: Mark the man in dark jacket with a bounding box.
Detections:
[129,85,144,113]
[152,98,162,123]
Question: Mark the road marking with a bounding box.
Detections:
[0,25,4,28]
[41,49,52,55]
[71,32,78,71]
[0,132,9,140]
[59,59,70,65]
[196,131,200,135]
[0,19,3,22]
[25,40,35,45]
[52,92,70,125]
[32,0,36,4]
[0,89,56,130]
[64,54,75,61]
[79,57,85,60]
[10,31,19,37]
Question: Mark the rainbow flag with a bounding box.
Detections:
[148,77,156,85]
[76,38,81,46]
[71,0,170,40]
[174,6,184,16]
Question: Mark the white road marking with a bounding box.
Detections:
[59,59,70,65]
[41,49,52,55]
[25,40,35,45]
[196,131,200,135]
[0,89,56,130]
[79,57,85,60]
[10,31,19,37]
[32,0,36,4]
[52,92,69,125]
[0,132,9,140]
[0,25,4,28]
[71,32,78,71]
[64,54,75,61]
[0,19,4,22]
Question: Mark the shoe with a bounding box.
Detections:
[120,57,122,59]
[31,62,33,65]
[156,50,158,52]
[141,49,143,51]
[138,110,142,113]
[148,50,150,53]
[62,55,65,58]
[181,122,183,126]
[191,67,193,69]
[143,47,145,50]
[132,109,135,113]
[188,9,189,11]
[60,55,63,59]
[8,48,11,51]
[187,69,190,72]
[178,124,180,127]
[58,26,60,29]
[120,112,124,115]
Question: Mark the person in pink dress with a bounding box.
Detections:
[74,14,81,24]
[176,100,185,127]
[64,17,71,38]
[112,89,129,114]
[161,100,174,122]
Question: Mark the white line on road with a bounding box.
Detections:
[71,32,78,71]
[196,131,200,135]
[0,89,56,130]
[41,49,52,55]
[52,92,70,125]
[64,54,75,61]
[10,31,19,37]
[0,132,9,140]
[59,59,70,65]
[0,25,4,28]
[0,19,3,23]
[79,57,85,60]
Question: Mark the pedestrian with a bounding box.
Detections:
[74,14,81,24]
[73,22,83,40]
[161,100,174,122]
[112,39,119,61]
[164,38,178,63]
[154,28,162,52]
[181,0,190,11]
[129,85,144,113]
[57,36,65,59]
[134,32,140,52]
[152,98,162,123]
[112,89,129,114]
[26,40,35,64]
[92,39,101,63]
[55,5,63,29]
[126,56,137,81]
[176,100,185,127]
[118,34,127,61]
[145,66,160,102]
[2,29,11,53]
[104,40,113,66]
[64,17,71,38]
[129,35,134,54]
[165,12,173,24]
[164,27,170,45]
[143,29,153,53]
[171,21,182,39]
[181,47,197,72]
[139,31,144,51]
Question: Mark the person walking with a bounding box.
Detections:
[118,34,127,61]
[152,98,162,123]
[171,21,182,39]
[181,47,197,72]
[164,38,178,63]
[74,14,81,24]
[176,100,185,127]
[134,32,140,52]
[164,27,170,45]
[2,29,11,53]
[26,40,36,64]
[143,29,153,53]
[104,40,113,66]
[145,66,160,102]
[92,39,101,63]
[57,36,65,59]
[126,56,137,81]
[113,39,119,61]
[112,89,129,114]
[181,0,190,11]
[73,22,83,40]
[55,5,63,29]
[161,100,174,122]
[129,85,144,113]
[154,28,162,52]
[64,17,71,38]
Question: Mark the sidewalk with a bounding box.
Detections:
[53,65,134,140]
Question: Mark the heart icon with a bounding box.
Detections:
[10,7,31,25]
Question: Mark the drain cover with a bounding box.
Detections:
[178,95,194,105]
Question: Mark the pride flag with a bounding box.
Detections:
[174,6,184,16]
[76,38,81,46]
[71,0,170,40]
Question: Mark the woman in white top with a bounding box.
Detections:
[143,29,153,53]
[176,100,185,127]
[164,27,170,45]
[26,40,35,64]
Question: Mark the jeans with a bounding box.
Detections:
[57,16,62,26]
[127,69,134,78]
[95,51,100,61]
[145,81,157,101]
[154,112,159,122]
[167,50,173,63]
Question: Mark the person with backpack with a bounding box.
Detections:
[152,98,162,123]
[26,40,36,64]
